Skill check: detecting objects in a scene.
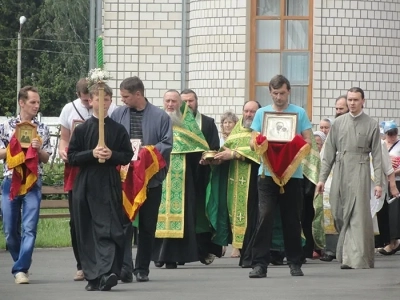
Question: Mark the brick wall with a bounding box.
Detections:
[103,0,400,128]
[103,0,248,127]
[313,0,400,124]
[186,0,247,123]
[103,0,182,108]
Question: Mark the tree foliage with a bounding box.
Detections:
[0,0,89,116]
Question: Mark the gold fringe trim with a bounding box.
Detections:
[6,145,25,169]
[263,143,311,193]
[252,131,268,156]
[123,146,161,221]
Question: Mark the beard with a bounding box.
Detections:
[242,117,253,129]
[335,112,345,118]
[167,109,183,127]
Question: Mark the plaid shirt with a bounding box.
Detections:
[0,116,52,177]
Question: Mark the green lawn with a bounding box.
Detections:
[0,209,71,249]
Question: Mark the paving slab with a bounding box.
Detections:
[0,247,399,300]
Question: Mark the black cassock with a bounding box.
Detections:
[67,116,133,281]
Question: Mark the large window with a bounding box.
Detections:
[250,0,313,115]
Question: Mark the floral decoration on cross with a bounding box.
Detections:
[86,68,111,88]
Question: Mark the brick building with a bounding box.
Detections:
[103,0,400,126]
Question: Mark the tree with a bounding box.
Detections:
[0,0,43,116]
[0,0,89,116]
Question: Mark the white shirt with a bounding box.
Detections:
[58,98,116,130]
[349,111,363,118]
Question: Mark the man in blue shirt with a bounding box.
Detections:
[248,75,312,278]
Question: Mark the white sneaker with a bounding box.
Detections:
[15,272,29,284]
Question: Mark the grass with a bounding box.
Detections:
[0,161,71,249]
[0,209,71,249]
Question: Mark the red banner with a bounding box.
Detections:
[6,135,39,199]
[121,146,166,221]
[64,163,79,192]
[262,135,310,193]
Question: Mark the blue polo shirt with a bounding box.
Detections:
[250,104,312,179]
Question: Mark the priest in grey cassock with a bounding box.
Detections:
[316,87,382,269]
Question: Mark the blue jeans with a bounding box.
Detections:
[1,177,42,275]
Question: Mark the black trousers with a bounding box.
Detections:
[68,191,81,270]
[122,219,134,274]
[122,185,162,276]
[250,176,303,270]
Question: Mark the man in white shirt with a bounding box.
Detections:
[58,78,116,281]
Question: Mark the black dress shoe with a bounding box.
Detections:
[320,254,335,262]
[85,279,99,292]
[154,261,165,268]
[85,280,99,291]
[340,264,353,270]
[165,262,177,269]
[289,264,304,276]
[270,257,284,266]
[120,271,133,283]
[249,266,267,278]
[135,272,149,282]
[99,273,118,291]
[177,262,185,266]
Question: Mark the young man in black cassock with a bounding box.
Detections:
[68,83,133,291]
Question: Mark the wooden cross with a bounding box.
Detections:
[97,81,106,163]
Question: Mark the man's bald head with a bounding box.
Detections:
[242,101,260,128]
[335,95,349,118]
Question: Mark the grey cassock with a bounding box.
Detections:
[319,112,382,269]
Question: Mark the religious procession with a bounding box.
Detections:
[1,71,400,292]
[1,1,400,295]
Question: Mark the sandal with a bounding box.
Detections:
[230,248,241,258]
[378,247,396,255]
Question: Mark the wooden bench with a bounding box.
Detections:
[40,186,69,219]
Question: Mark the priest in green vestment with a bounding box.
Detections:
[152,90,212,269]
[206,101,261,266]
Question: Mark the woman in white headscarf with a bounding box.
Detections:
[313,131,326,152]
[377,120,400,255]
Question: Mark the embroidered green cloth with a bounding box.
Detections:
[302,134,325,250]
[207,119,259,247]
[156,104,209,238]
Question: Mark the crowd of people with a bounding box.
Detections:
[1,74,399,290]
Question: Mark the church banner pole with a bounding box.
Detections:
[97,36,106,163]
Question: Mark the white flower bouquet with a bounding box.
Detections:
[86,68,111,87]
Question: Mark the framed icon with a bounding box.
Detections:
[15,122,38,148]
[71,119,85,133]
[261,112,298,143]
[130,139,141,161]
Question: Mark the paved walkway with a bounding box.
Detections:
[0,247,399,300]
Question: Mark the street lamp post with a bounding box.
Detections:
[16,16,27,115]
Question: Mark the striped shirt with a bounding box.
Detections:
[130,108,144,140]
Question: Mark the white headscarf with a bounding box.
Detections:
[313,131,326,143]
